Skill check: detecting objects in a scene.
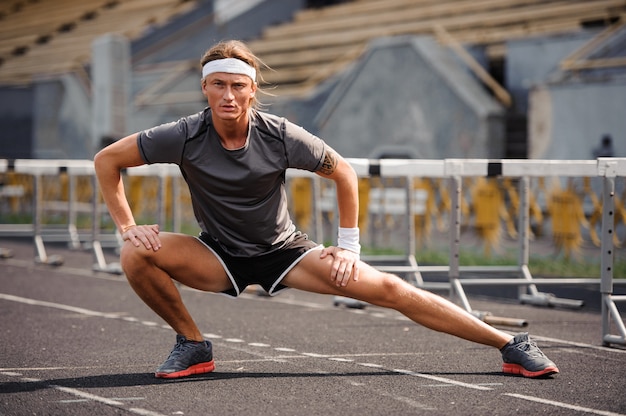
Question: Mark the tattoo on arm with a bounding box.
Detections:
[318,149,338,175]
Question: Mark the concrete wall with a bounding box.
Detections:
[0,86,33,158]
[529,80,626,159]
[32,75,92,159]
[523,27,626,160]
[507,31,598,114]
[316,36,505,159]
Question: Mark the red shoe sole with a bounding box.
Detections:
[155,360,215,379]
[502,363,559,378]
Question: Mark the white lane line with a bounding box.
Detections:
[504,393,626,416]
[357,363,384,369]
[0,371,22,376]
[392,369,492,391]
[3,373,167,416]
[1,258,125,282]
[328,358,354,362]
[422,383,502,388]
[0,293,120,318]
[527,334,626,355]
[52,385,125,407]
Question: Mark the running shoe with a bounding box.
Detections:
[155,335,215,379]
[501,333,559,378]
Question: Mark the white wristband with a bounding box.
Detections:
[337,227,361,255]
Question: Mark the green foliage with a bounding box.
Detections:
[362,246,626,279]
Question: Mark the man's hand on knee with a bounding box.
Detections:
[320,246,360,287]
[123,224,161,251]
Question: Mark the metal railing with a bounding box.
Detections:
[0,157,624,346]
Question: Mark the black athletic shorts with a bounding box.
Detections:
[197,232,322,297]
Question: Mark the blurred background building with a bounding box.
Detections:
[0,0,624,160]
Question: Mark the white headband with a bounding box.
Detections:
[201,58,256,82]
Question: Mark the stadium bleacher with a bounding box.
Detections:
[0,0,196,84]
[0,0,624,94]
[248,0,625,95]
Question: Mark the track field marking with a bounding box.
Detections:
[241,292,626,355]
[2,292,623,414]
[1,373,167,416]
[528,334,626,355]
[3,291,623,381]
[0,293,120,318]
[1,257,125,282]
[505,393,626,416]
[2,291,623,366]
[4,257,624,356]
[391,368,493,391]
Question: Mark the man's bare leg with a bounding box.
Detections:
[119,233,231,342]
[284,254,512,348]
[284,253,559,378]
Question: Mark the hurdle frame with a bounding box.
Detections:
[599,158,626,346]
[1,157,624,345]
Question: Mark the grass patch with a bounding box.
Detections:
[363,246,626,279]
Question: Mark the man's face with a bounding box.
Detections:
[202,72,256,121]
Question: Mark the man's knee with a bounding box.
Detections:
[363,272,408,306]
[120,240,154,276]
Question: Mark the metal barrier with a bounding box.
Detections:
[338,158,626,343]
[598,158,626,346]
[0,159,101,266]
[1,157,625,346]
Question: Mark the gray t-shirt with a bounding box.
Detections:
[137,108,326,257]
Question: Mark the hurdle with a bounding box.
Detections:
[0,159,117,270]
[1,157,625,345]
[329,158,626,332]
[0,159,198,274]
[599,158,626,346]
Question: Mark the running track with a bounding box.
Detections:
[1,238,625,416]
